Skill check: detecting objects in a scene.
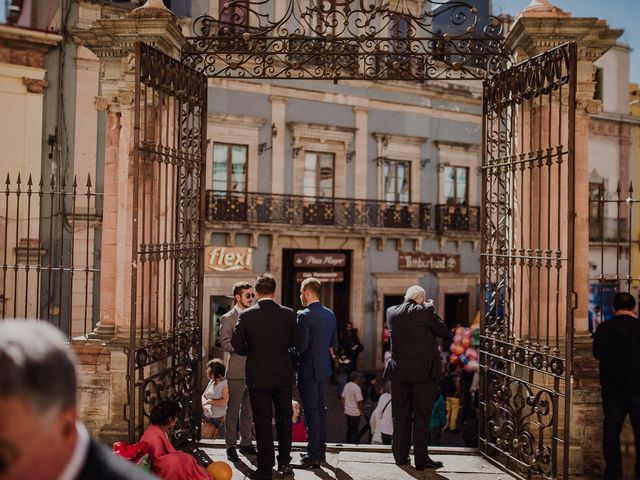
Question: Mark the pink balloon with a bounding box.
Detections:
[453,334,462,344]
[462,337,471,348]
[465,348,478,361]
[453,344,465,356]
[455,327,465,336]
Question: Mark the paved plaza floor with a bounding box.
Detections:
[200,442,516,479]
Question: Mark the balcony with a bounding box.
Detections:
[589,217,629,243]
[435,204,480,233]
[205,191,431,231]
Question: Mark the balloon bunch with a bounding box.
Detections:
[449,325,480,372]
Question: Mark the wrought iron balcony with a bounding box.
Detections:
[205,191,431,231]
[435,204,480,233]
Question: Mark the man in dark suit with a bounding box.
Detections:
[593,292,640,479]
[0,319,157,480]
[293,278,337,469]
[219,281,257,461]
[231,273,299,480]
[385,285,448,471]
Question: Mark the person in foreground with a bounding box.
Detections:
[0,319,157,480]
[141,401,211,480]
[293,277,337,469]
[385,286,448,471]
[593,291,640,480]
[231,273,299,479]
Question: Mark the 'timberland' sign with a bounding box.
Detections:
[398,251,460,273]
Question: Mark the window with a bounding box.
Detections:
[303,152,334,198]
[589,182,604,239]
[443,166,468,205]
[383,160,411,203]
[218,0,248,33]
[212,143,248,192]
[593,67,604,101]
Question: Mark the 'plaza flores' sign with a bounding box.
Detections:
[399,251,460,273]
[205,247,253,272]
[293,253,346,268]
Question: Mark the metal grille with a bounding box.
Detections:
[129,42,208,441]
[0,172,101,337]
[480,42,576,479]
[205,190,431,231]
[182,0,509,80]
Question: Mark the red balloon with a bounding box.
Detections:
[449,354,459,364]
[462,337,471,348]
[454,344,465,356]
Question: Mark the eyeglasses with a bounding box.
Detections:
[243,293,255,299]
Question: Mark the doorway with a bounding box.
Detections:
[444,293,470,329]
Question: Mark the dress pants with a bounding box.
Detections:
[297,379,327,460]
[391,379,437,467]
[249,385,293,473]
[602,391,640,479]
[225,378,253,447]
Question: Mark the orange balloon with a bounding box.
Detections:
[206,461,233,480]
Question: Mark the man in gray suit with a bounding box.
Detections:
[219,281,257,461]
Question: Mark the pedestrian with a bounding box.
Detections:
[141,401,211,480]
[593,292,640,480]
[442,364,461,432]
[358,373,381,444]
[218,281,257,461]
[339,322,363,372]
[385,285,448,471]
[231,273,299,480]
[342,371,364,444]
[201,358,228,440]
[292,277,337,469]
[291,400,307,443]
[370,383,393,445]
[0,319,156,480]
[429,388,447,446]
[333,347,351,396]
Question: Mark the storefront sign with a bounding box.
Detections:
[398,251,460,273]
[293,253,346,268]
[205,247,253,272]
[295,271,344,283]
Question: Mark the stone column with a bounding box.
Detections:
[71,0,187,441]
[270,96,287,194]
[353,106,369,199]
[506,0,622,476]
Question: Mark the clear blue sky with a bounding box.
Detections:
[493,0,640,83]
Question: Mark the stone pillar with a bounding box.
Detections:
[506,1,622,476]
[71,0,187,441]
[270,96,287,194]
[353,106,369,199]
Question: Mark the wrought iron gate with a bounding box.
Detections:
[480,42,577,479]
[128,42,208,440]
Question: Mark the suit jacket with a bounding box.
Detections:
[231,298,298,389]
[384,300,448,383]
[219,306,246,380]
[296,301,338,382]
[77,437,158,480]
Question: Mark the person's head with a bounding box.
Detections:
[233,281,254,310]
[254,273,276,299]
[150,401,178,430]
[405,285,426,304]
[300,277,322,307]
[349,371,362,384]
[346,322,353,331]
[207,358,226,381]
[613,292,636,314]
[0,320,79,480]
[364,373,377,385]
[292,400,301,417]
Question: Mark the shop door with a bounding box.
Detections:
[444,293,470,328]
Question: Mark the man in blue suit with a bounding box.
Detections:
[293,278,338,469]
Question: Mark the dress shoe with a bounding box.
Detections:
[226,446,239,462]
[293,456,321,469]
[415,458,444,470]
[248,468,272,479]
[239,444,258,455]
[277,463,293,475]
[395,457,410,466]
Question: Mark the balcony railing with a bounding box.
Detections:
[435,204,480,233]
[589,217,629,243]
[205,191,431,231]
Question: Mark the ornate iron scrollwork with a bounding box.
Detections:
[183,0,510,80]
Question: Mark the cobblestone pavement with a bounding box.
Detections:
[200,443,516,479]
